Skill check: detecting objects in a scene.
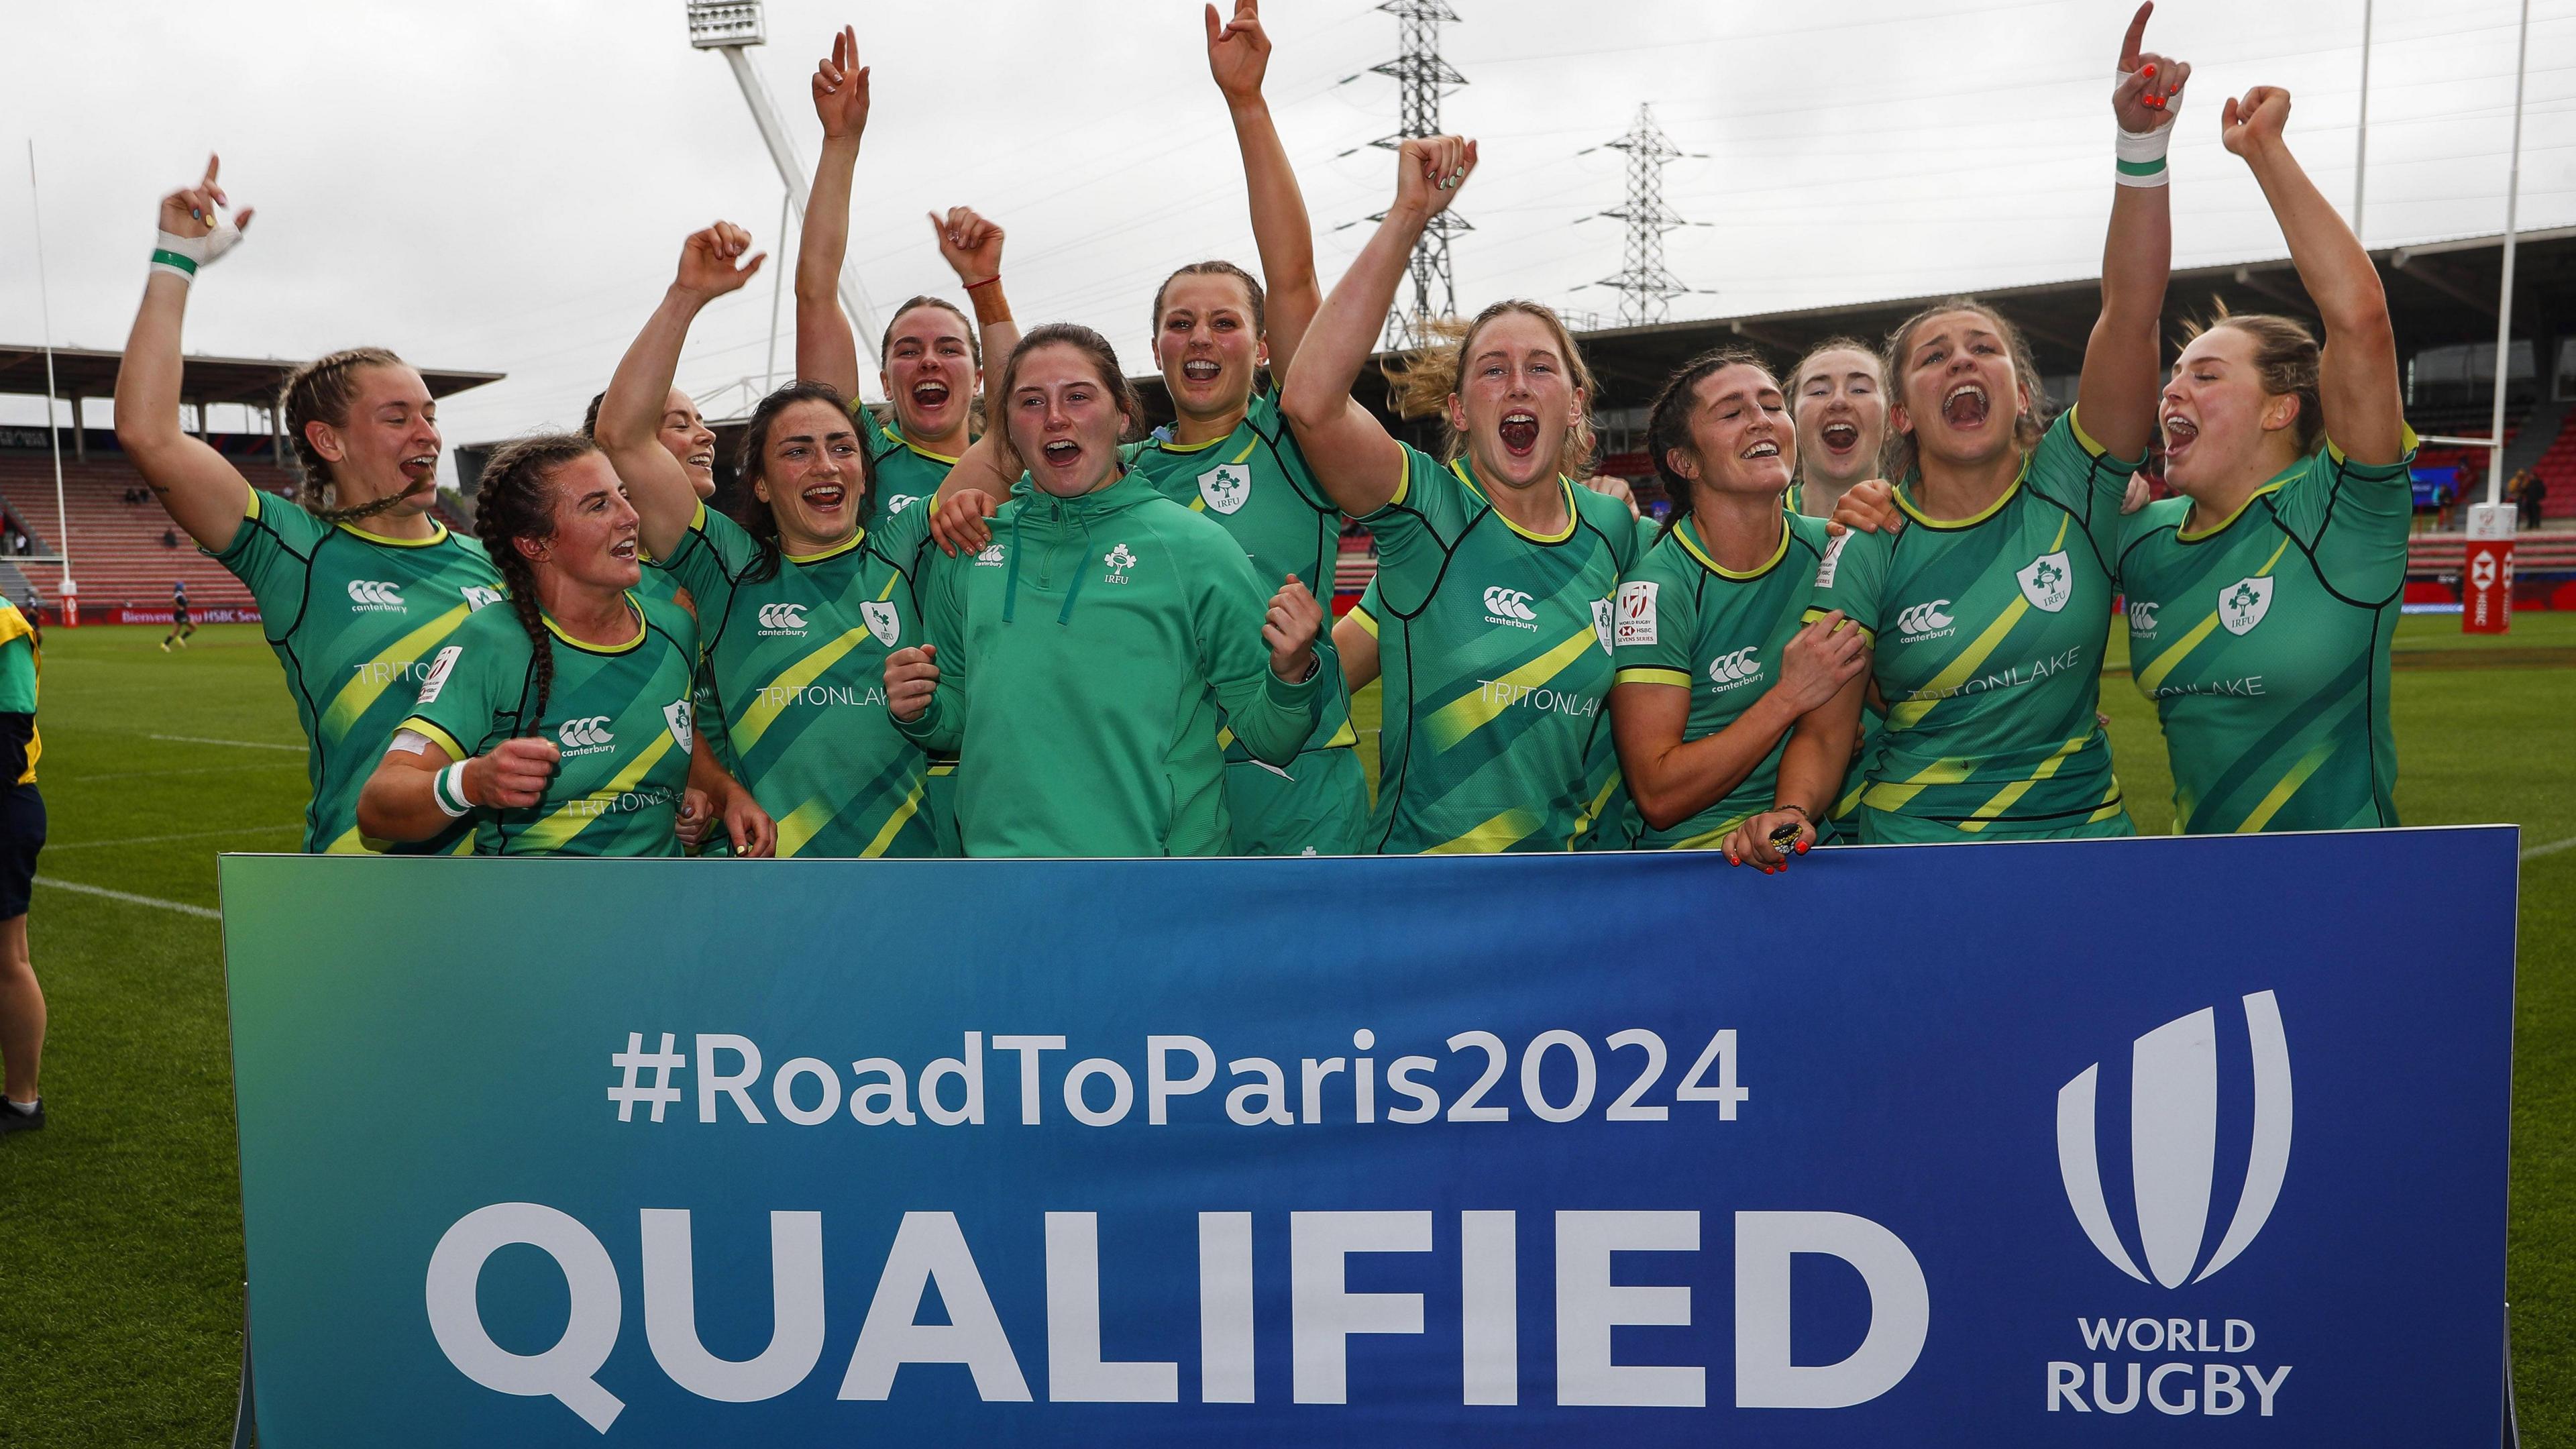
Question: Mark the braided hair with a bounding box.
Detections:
[732,380,865,586]
[1643,346,1775,535]
[470,432,598,731]
[280,346,437,526]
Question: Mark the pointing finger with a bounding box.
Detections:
[2118,1,2151,71]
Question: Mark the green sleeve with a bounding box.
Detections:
[1246,389,1340,514]
[210,488,332,621]
[397,616,520,763]
[656,502,763,625]
[0,635,34,715]
[1348,578,1381,635]
[2026,407,2145,571]
[1356,444,1475,614]
[1802,525,1888,645]
[891,545,968,755]
[1192,533,1324,767]
[1612,553,1697,687]
[2278,426,2419,600]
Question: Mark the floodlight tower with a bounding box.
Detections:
[1589,105,1693,327]
[1368,0,1470,348]
[687,1,883,368]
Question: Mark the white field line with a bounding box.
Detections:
[146,734,303,751]
[34,878,219,920]
[2526,835,2576,863]
[70,762,307,782]
[46,824,301,851]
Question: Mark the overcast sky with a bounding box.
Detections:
[5,0,2571,484]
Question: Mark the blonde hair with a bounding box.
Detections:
[280,346,431,524]
[1879,299,2047,482]
[1383,300,1598,473]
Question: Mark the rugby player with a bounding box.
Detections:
[1609,350,1870,855]
[1281,136,1644,853]
[1787,339,1888,521]
[2117,85,2412,832]
[114,156,503,855]
[357,435,700,855]
[160,579,195,651]
[883,325,1328,856]
[0,594,44,1135]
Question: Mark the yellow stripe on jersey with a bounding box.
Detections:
[2134,535,2296,696]
[520,733,678,853]
[1886,515,2071,731]
[1952,733,2090,833]
[859,780,926,858]
[1567,771,1622,848]
[1799,606,1875,649]
[1425,623,1602,750]
[1862,755,1977,814]
[733,627,874,753]
[1426,808,1542,854]
[395,716,468,763]
[323,824,369,855]
[2088,778,2129,824]
[1615,666,1693,688]
[2238,738,2337,834]
[1670,811,1756,852]
[319,602,472,743]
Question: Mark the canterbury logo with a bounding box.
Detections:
[757,603,808,631]
[346,580,405,608]
[2127,600,2161,635]
[1895,600,1953,637]
[1481,587,1537,621]
[1707,646,1760,685]
[2057,991,2292,1289]
[557,716,614,749]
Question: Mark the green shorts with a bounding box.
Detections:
[1224,747,1367,856]
[1857,801,2136,845]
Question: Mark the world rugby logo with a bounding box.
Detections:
[2055,991,2292,1289]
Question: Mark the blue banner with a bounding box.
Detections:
[220,828,2519,1444]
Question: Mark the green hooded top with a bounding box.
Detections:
[896,470,1325,857]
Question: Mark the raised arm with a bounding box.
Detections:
[928,205,1021,403]
[2225,87,2404,464]
[112,156,256,549]
[1207,0,1322,376]
[1279,136,1477,518]
[2077,3,2188,460]
[795,25,869,400]
[598,223,765,560]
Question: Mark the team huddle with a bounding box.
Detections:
[109,1,2412,867]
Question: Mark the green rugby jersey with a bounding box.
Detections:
[399,592,697,856]
[1805,410,2139,838]
[657,502,937,859]
[214,489,503,854]
[1362,447,1642,854]
[1124,388,1364,853]
[2118,429,2416,833]
[861,411,960,534]
[1614,511,1868,849]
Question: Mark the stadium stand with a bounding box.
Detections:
[0,453,294,613]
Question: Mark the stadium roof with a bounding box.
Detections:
[1562,225,2576,405]
[0,345,504,408]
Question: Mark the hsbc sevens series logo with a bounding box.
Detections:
[2047,992,2297,1419]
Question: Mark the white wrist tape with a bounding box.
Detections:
[432,760,474,818]
[2114,122,2172,188]
[149,215,245,282]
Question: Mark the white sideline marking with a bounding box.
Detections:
[46,824,301,852]
[34,877,219,920]
[147,733,303,751]
[71,762,305,782]
[2526,835,2576,863]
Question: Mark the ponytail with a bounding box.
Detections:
[470,432,598,730]
[280,346,435,525]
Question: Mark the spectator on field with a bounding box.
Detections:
[2516,470,2548,529]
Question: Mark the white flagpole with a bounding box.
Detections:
[25,141,72,604]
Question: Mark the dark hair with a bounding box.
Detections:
[1880,298,2047,482]
[281,346,435,525]
[1383,300,1599,472]
[470,432,600,730]
[880,296,981,370]
[732,380,865,585]
[2180,304,2326,455]
[993,324,1142,477]
[1643,347,1776,531]
[580,391,605,438]
[1788,336,1884,415]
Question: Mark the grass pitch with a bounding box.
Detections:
[0,616,2567,1444]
